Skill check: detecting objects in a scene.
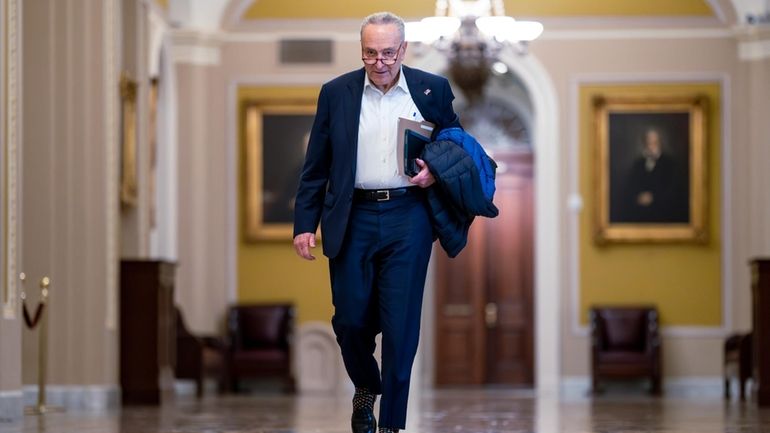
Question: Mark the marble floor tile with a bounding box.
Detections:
[1,389,769,433]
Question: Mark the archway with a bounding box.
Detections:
[411,45,561,394]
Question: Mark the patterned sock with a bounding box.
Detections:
[352,387,376,411]
[379,428,398,433]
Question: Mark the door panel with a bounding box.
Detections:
[436,221,485,384]
[436,152,534,386]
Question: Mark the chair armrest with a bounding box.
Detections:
[589,309,602,353]
[645,309,661,355]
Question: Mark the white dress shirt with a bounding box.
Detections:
[355,68,425,189]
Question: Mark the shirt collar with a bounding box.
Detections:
[363,66,409,95]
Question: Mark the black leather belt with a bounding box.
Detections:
[353,187,418,202]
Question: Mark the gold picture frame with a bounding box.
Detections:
[242,99,316,241]
[119,72,138,208]
[593,94,708,244]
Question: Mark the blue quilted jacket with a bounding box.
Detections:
[422,130,499,257]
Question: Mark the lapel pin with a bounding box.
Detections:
[424,89,431,95]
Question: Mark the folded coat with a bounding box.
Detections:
[421,133,499,258]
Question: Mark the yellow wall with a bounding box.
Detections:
[244,0,713,19]
[579,83,722,326]
[237,86,333,325]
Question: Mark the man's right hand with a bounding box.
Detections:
[293,232,317,260]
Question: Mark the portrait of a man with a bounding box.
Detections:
[262,115,313,224]
[242,102,316,241]
[609,114,690,224]
[593,94,708,243]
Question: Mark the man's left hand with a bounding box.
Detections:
[409,158,435,188]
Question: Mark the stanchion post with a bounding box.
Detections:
[22,275,63,415]
[37,276,50,410]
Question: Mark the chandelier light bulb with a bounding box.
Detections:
[421,16,462,39]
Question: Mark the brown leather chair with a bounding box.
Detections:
[590,306,662,395]
[226,303,295,393]
[724,332,753,400]
[175,306,228,397]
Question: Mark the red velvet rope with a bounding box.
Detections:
[22,300,45,329]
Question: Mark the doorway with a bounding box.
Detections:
[435,151,534,385]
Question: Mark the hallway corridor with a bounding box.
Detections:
[2,389,769,433]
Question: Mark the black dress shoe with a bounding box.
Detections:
[351,407,376,433]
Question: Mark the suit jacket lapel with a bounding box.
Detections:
[404,65,436,124]
[345,69,365,175]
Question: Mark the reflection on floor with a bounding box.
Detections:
[4,388,770,433]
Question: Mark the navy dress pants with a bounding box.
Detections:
[329,191,433,430]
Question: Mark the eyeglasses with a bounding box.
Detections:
[361,42,403,65]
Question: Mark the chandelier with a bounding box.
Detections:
[405,0,543,57]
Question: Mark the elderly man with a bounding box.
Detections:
[293,11,461,433]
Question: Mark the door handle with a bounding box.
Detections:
[485,302,498,328]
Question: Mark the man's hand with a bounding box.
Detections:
[409,158,435,188]
[293,232,317,260]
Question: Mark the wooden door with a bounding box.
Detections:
[436,152,534,386]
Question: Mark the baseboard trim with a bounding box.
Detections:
[561,375,724,399]
[23,385,120,411]
[0,391,23,421]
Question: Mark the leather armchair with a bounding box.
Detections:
[226,303,295,393]
[175,306,228,397]
[590,306,662,395]
[724,332,752,400]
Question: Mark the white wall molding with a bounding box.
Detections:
[170,23,738,47]
[168,30,222,66]
[225,80,238,304]
[567,73,733,340]
[561,375,724,399]
[0,390,22,421]
[3,0,21,320]
[168,0,228,31]
[103,0,119,330]
[738,37,770,60]
[223,74,329,305]
[23,385,120,411]
[155,41,179,262]
[542,27,733,40]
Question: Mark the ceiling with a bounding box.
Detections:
[242,0,714,19]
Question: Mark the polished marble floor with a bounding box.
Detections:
[3,388,770,433]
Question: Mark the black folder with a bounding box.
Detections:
[404,129,431,177]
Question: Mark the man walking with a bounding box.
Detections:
[293,11,460,433]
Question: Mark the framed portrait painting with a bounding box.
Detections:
[242,100,315,241]
[593,94,708,244]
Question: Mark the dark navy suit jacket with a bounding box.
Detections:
[293,65,460,259]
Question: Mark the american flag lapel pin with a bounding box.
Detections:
[424,88,431,95]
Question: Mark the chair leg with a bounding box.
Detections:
[591,375,602,395]
[724,376,731,399]
[196,377,204,398]
[283,376,296,394]
[651,374,662,396]
[739,377,747,401]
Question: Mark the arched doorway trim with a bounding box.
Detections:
[412,46,562,395]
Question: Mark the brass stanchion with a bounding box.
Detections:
[22,274,63,415]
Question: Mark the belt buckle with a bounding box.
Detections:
[376,190,390,201]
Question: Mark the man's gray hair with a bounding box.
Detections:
[360,12,405,42]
